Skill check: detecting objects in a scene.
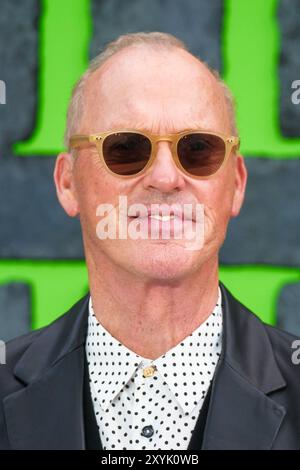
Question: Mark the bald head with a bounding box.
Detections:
[65,32,237,148]
[79,46,232,138]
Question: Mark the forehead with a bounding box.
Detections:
[80,46,231,134]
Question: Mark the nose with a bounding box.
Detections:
[142,140,186,193]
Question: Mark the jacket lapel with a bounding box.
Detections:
[201,283,287,450]
[3,294,91,450]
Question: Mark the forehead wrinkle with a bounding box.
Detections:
[81,90,229,134]
[142,116,215,134]
[102,98,216,134]
[105,95,229,134]
[102,118,217,135]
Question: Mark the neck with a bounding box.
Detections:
[86,252,219,360]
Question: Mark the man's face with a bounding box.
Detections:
[55,46,247,281]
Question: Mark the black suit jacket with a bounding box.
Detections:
[1,283,300,450]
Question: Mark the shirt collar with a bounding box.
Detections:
[86,288,223,415]
[86,303,145,412]
[153,289,222,414]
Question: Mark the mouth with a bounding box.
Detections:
[128,207,196,222]
[126,208,198,242]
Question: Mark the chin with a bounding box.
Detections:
[123,239,203,281]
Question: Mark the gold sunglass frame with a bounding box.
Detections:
[69,129,240,179]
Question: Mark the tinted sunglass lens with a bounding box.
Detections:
[177,133,226,176]
[102,132,151,176]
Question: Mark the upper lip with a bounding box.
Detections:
[128,205,196,221]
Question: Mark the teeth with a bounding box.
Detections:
[149,214,175,221]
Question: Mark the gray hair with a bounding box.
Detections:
[64,32,238,149]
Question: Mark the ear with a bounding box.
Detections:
[53,152,79,217]
[230,154,247,218]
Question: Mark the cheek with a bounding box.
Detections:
[73,159,133,229]
[200,175,235,225]
[215,182,234,209]
[74,156,112,207]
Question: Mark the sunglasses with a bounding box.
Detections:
[69,129,240,179]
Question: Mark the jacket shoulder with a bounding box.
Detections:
[263,322,300,373]
[222,282,300,359]
[0,293,89,395]
[221,283,300,386]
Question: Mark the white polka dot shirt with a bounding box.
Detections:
[85,287,223,450]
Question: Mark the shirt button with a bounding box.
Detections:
[142,365,157,378]
[141,425,154,438]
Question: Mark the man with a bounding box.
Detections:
[0,31,300,450]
